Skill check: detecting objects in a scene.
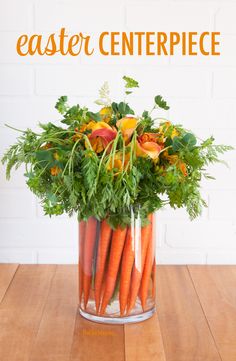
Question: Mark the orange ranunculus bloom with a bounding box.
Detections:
[116,116,138,143]
[50,166,61,176]
[136,133,163,160]
[99,107,112,123]
[88,122,117,153]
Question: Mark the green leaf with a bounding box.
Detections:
[123,76,139,89]
[154,95,170,110]
[55,96,68,115]
[172,136,184,152]
[87,111,101,122]
[182,133,197,149]
[118,102,134,116]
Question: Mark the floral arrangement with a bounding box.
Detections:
[2,76,232,229]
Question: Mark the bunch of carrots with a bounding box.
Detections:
[79,214,156,316]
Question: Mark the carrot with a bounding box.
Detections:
[127,214,153,314]
[151,259,157,300]
[94,220,113,313]
[99,226,127,315]
[83,217,97,309]
[119,227,135,316]
[79,220,86,303]
[139,220,154,310]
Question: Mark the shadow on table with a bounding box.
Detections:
[70,311,166,361]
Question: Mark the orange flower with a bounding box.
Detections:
[136,133,163,160]
[88,122,117,153]
[116,116,138,143]
[50,166,61,176]
[107,152,130,174]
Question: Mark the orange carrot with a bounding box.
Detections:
[119,227,135,316]
[127,214,153,314]
[139,221,154,310]
[99,226,127,315]
[94,220,113,313]
[79,220,86,303]
[151,260,156,300]
[83,217,97,309]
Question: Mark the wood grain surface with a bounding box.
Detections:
[157,266,221,361]
[0,264,18,303]
[188,265,236,361]
[0,265,235,361]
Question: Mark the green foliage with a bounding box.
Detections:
[123,76,139,95]
[154,95,170,110]
[1,77,233,228]
[55,96,68,114]
[111,102,134,117]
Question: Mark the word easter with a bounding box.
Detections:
[16,28,220,57]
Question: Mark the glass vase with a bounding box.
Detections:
[78,211,156,324]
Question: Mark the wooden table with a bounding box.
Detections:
[0,265,236,361]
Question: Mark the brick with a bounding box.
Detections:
[123,67,211,98]
[0,249,36,263]
[0,0,32,32]
[35,66,123,96]
[215,5,236,34]
[207,251,236,264]
[0,66,33,95]
[35,3,124,31]
[165,220,236,248]
[208,190,236,220]
[169,98,236,129]
[126,3,212,32]
[0,190,36,218]
[213,69,236,98]
[0,217,77,248]
[0,97,60,127]
[201,160,236,190]
[156,251,206,265]
[37,249,77,264]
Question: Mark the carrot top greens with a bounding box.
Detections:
[2,76,232,228]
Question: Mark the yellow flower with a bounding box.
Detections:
[116,116,138,143]
[171,128,179,139]
[99,107,112,123]
[159,121,179,139]
[53,152,59,160]
[50,166,61,176]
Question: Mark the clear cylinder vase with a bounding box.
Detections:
[78,211,156,324]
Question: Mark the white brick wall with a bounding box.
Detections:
[0,0,236,264]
